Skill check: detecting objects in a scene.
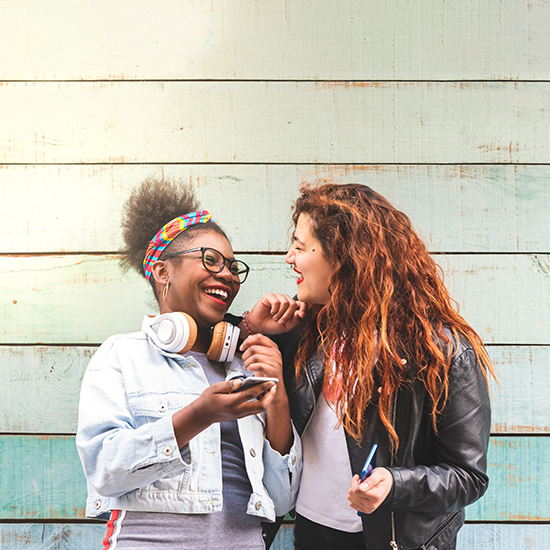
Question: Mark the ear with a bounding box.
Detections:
[151,261,170,287]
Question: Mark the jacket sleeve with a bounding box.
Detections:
[386,347,491,516]
[262,422,303,516]
[76,342,191,498]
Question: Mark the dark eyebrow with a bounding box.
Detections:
[292,235,306,246]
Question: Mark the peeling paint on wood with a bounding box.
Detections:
[1,345,548,435]
[0,435,547,521]
[1,0,549,80]
[1,83,549,163]
[0,347,94,433]
[2,254,549,345]
[1,164,549,254]
[0,436,87,519]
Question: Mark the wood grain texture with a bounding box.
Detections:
[1,346,547,435]
[0,347,94,433]
[1,164,549,254]
[0,523,549,550]
[0,435,547,520]
[466,437,550,521]
[490,347,550,434]
[0,523,105,550]
[2,254,549,345]
[0,436,86,519]
[1,83,549,164]
[0,0,549,80]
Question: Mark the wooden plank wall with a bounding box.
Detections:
[1,1,549,548]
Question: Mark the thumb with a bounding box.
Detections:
[360,467,385,490]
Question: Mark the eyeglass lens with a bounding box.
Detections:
[202,248,249,283]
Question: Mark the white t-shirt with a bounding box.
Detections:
[296,387,363,532]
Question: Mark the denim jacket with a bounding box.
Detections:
[76,322,302,522]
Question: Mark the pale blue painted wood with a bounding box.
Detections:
[1,346,548,435]
[0,524,105,550]
[2,164,550,254]
[0,347,94,433]
[489,347,550,434]
[0,523,549,550]
[2,254,550,345]
[0,435,547,521]
[0,436,87,519]
[466,437,550,521]
[458,523,550,550]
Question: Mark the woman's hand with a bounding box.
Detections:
[240,333,294,455]
[171,378,276,449]
[347,468,393,514]
[240,334,285,397]
[245,293,306,335]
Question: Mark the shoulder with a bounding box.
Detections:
[87,331,154,371]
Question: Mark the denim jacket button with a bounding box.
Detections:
[94,499,102,510]
[292,455,297,465]
[249,448,257,457]
[255,501,262,510]
[163,445,173,456]
[159,402,167,412]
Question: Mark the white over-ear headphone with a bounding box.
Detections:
[142,312,240,363]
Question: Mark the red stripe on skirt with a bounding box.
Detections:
[102,509,120,550]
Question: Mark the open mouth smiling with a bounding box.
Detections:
[204,287,230,303]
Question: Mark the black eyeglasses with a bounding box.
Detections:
[163,247,250,284]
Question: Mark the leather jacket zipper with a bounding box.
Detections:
[389,394,399,550]
[302,359,317,435]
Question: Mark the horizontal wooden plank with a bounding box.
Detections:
[0,436,547,520]
[1,83,550,164]
[0,347,94,433]
[466,437,550,521]
[1,346,547,435]
[0,436,87,519]
[0,523,105,550]
[1,254,549,345]
[458,524,550,550]
[1,164,549,254]
[0,523,549,550]
[489,347,550,434]
[0,0,549,80]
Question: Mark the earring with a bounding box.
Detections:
[162,282,170,301]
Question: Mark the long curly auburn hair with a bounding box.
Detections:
[292,183,494,449]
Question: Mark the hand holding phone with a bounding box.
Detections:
[357,443,378,516]
[231,376,279,393]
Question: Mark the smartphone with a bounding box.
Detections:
[360,443,378,482]
[232,376,279,393]
[357,443,378,517]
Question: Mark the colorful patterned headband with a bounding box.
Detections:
[143,210,214,282]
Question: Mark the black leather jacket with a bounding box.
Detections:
[271,326,491,550]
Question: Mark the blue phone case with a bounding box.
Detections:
[357,443,378,517]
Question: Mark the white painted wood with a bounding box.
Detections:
[1,0,549,80]
[2,164,549,254]
[1,254,549,345]
[1,83,549,164]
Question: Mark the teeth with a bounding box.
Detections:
[205,288,228,301]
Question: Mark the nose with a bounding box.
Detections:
[285,248,295,264]
[215,262,234,283]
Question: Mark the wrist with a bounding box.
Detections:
[241,310,256,335]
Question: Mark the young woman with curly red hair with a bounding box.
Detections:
[244,183,494,550]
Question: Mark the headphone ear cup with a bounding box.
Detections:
[143,312,197,354]
[207,322,240,363]
[173,312,198,354]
